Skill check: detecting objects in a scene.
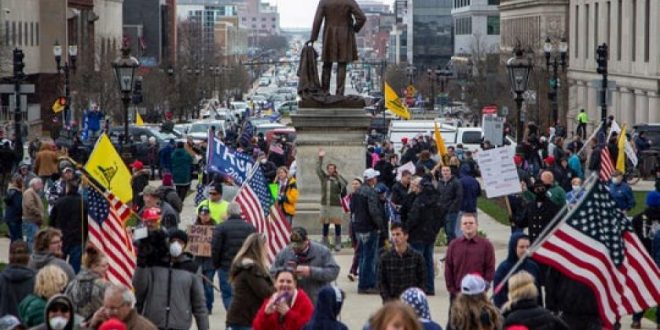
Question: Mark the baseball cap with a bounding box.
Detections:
[289,227,308,250]
[0,315,22,330]
[142,207,161,221]
[208,184,223,195]
[130,160,144,171]
[98,318,127,330]
[141,185,158,196]
[363,168,380,180]
[198,205,211,215]
[461,273,487,295]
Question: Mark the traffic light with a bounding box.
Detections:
[13,48,25,78]
[549,78,558,89]
[596,43,608,75]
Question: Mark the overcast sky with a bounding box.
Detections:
[265,0,390,29]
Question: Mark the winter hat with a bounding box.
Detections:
[513,155,523,166]
[99,318,127,330]
[375,183,389,194]
[400,287,432,320]
[401,137,409,145]
[162,173,173,186]
[461,273,487,295]
[130,160,144,171]
[543,155,555,166]
[168,229,189,244]
[0,315,22,330]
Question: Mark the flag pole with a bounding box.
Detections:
[230,159,262,203]
[577,121,603,156]
[492,172,600,295]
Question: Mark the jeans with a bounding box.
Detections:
[356,231,379,290]
[217,268,233,311]
[22,221,39,251]
[410,242,435,294]
[445,212,459,243]
[7,220,22,242]
[64,244,82,274]
[202,269,215,312]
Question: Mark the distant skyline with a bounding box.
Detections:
[265,0,390,29]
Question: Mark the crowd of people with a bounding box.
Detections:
[0,110,658,330]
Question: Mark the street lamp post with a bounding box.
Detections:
[53,41,77,126]
[426,68,435,111]
[406,65,416,85]
[596,43,609,125]
[543,37,568,125]
[112,45,140,147]
[506,45,533,144]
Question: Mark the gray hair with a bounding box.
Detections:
[105,284,136,308]
[28,177,42,188]
[227,202,242,217]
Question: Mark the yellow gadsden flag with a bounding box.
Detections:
[84,134,133,204]
[434,120,448,158]
[384,82,411,120]
[616,125,627,172]
[136,113,144,126]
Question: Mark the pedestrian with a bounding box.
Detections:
[347,177,363,282]
[86,284,157,330]
[129,160,150,210]
[379,223,426,302]
[517,181,562,243]
[302,286,347,330]
[4,174,23,242]
[211,202,256,311]
[171,141,193,202]
[0,241,35,318]
[271,227,340,305]
[64,245,108,320]
[435,165,463,243]
[502,271,568,330]
[34,142,59,183]
[29,294,81,330]
[192,206,217,314]
[566,177,586,206]
[158,139,175,175]
[405,175,444,295]
[492,233,541,308]
[226,233,275,330]
[351,168,386,294]
[17,161,37,193]
[367,301,422,330]
[157,173,183,213]
[449,274,502,330]
[49,182,87,273]
[22,178,44,250]
[274,166,299,225]
[545,266,602,329]
[608,170,635,213]
[146,137,159,180]
[18,265,69,328]
[252,269,314,330]
[28,228,75,281]
[45,163,76,213]
[566,146,584,180]
[399,288,443,330]
[0,315,25,330]
[196,184,229,224]
[458,163,481,237]
[317,149,348,251]
[374,154,396,189]
[140,185,179,231]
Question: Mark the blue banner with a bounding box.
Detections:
[206,137,254,185]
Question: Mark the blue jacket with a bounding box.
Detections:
[568,154,583,179]
[159,143,175,170]
[171,148,193,185]
[493,232,542,308]
[459,164,481,213]
[3,185,22,222]
[608,181,635,211]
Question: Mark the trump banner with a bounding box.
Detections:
[206,136,254,185]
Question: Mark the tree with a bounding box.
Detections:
[258,35,288,53]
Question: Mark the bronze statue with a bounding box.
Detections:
[307,0,366,96]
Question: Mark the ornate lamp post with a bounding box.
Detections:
[112,45,140,147]
[543,37,568,124]
[506,45,533,143]
[406,65,416,85]
[53,41,77,125]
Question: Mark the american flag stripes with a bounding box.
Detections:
[532,182,660,328]
[235,166,291,262]
[599,146,615,181]
[87,186,136,288]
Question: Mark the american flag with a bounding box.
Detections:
[235,166,291,262]
[87,186,136,288]
[599,146,615,181]
[194,181,206,206]
[532,182,660,328]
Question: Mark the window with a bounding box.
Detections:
[606,2,611,51]
[645,0,649,62]
[617,0,621,60]
[462,131,482,144]
[594,3,598,54]
[488,0,499,5]
[585,4,589,59]
[455,17,471,35]
[252,24,256,28]
[252,17,256,21]
[12,21,16,45]
[242,17,246,21]
[35,22,38,45]
[272,24,276,28]
[4,21,9,46]
[575,5,579,57]
[487,16,499,35]
[262,17,266,21]
[632,0,636,61]
[18,20,21,46]
[272,17,276,21]
[30,22,34,46]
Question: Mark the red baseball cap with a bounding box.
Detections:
[130,160,144,170]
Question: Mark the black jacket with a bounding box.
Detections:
[436,176,463,213]
[374,160,395,188]
[49,192,87,252]
[545,267,600,318]
[406,186,446,244]
[3,186,22,222]
[0,265,35,317]
[350,185,385,233]
[518,199,561,243]
[211,216,256,270]
[503,298,569,330]
[390,182,409,206]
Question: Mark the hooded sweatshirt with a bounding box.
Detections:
[492,232,542,308]
[28,252,76,282]
[0,264,35,317]
[302,286,348,330]
[30,294,81,330]
[458,164,481,213]
[400,288,443,330]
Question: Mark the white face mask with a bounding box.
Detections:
[572,185,580,192]
[49,316,68,330]
[169,242,183,257]
[260,158,267,164]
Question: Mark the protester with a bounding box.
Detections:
[22,178,44,250]
[274,166,299,225]
[196,184,229,224]
[449,274,501,330]
[28,228,75,281]
[317,149,348,251]
[34,142,59,182]
[302,286,347,330]
[608,170,635,213]
[253,269,314,330]
[367,301,422,330]
[140,185,179,231]
[565,177,586,206]
[49,182,86,273]
[158,139,175,174]
[566,146,583,180]
[192,206,217,313]
[17,161,37,193]
[18,265,69,328]
[211,202,256,311]
[0,241,35,318]
[391,170,411,208]
[29,294,80,330]
[436,165,463,243]
[379,223,426,302]
[517,181,562,243]
[171,141,193,202]
[502,271,568,330]
[493,233,541,308]
[4,174,23,242]
[374,154,396,189]
[347,177,363,282]
[539,170,566,207]
[64,245,108,320]
[45,163,76,213]
[156,173,183,213]
[400,288,443,330]
[458,163,481,233]
[87,284,157,330]
[129,160,150,210]
[546,266,602,329]
[271,227,340,305]
[0,315,25,330]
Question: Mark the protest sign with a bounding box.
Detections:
[206,138,254,185]
[396,161,416,181]
[186,225,214,257]
[476,146,521,198]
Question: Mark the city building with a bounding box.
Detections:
[237,0,280,46]
[357,12,395,60]
[452,0,500,57]
[567,0,660,131]
[406,0,453,68]
[177,1,240,62]
[214,16,248,64]
[388,0,409,63]
[358,0,390,14]
[123,0,177,67]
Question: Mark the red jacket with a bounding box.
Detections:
[253,289,314,330]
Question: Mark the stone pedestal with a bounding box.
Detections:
[290,108,371,234]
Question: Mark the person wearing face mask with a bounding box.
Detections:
[30,294,81,330]
[258,152,278,183]
[608,170,635,213]
[132,229,209,330]
[516,181,561,243]
[565,177,586,206]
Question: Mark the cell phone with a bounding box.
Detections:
[274,291,291,304]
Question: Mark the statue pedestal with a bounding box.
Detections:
[290,108,371,234]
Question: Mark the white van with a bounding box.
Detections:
[388,120,515,153]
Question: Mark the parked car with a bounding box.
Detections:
[266,127,296,144]
[188,120,227,143]
[276,101,299,115]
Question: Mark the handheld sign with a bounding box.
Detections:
[186,225,214,257]
[476,146,521,198]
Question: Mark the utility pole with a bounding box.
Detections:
[596,43,608,125]
[13,49,25,160]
